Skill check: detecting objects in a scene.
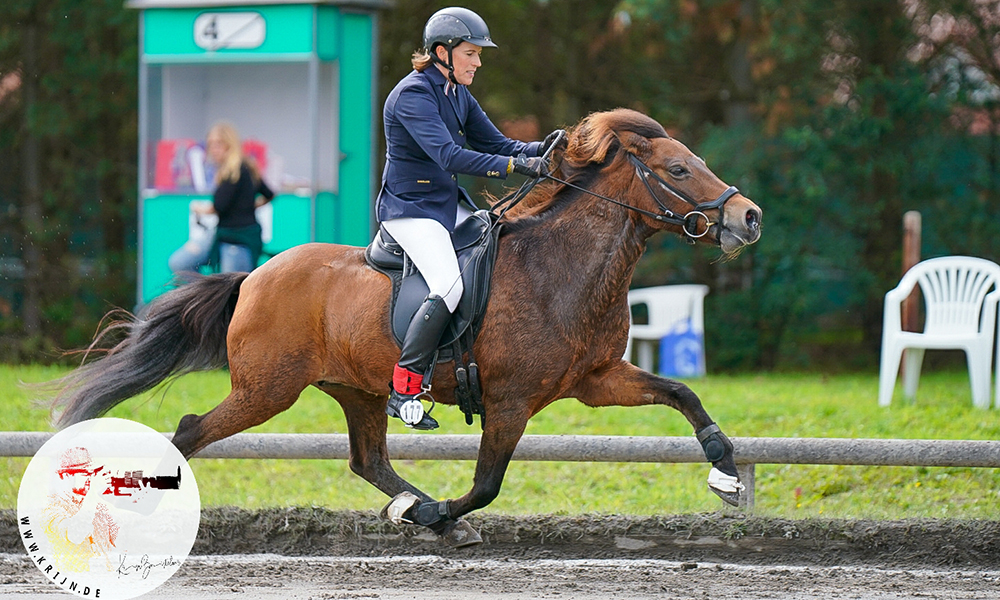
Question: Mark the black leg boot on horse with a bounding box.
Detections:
[386,294,452,430]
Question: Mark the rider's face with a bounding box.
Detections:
[437,41,482,86]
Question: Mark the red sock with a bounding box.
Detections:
[393,364,423,395]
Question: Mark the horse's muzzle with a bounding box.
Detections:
[718,199,762,254]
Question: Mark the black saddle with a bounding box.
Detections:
[364,209,501,426]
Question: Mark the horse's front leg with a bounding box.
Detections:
[329,384,484,548]
[401,402,530,541]
[448,403,530,517]
[570,361,743,506]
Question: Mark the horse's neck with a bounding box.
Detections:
[507,195,647,317]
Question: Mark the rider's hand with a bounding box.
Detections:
[539,129,567,156]
[512,154,546,178]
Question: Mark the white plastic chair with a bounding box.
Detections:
[878,256,1000,408]
[624,285,709,375]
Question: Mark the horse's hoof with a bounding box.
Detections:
[380,491,420,524]
[707,467,744,507]
[440,519,482,548]
[709,485,741,507]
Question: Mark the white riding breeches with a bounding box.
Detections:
[381,217,464,312]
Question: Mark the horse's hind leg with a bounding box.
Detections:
[321,384,427,500]
[171,368,310,459]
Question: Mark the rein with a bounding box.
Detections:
[490,153,739,244]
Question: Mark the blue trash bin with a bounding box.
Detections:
[658,317,706,377]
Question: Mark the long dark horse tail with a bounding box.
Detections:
[52,272,248,428]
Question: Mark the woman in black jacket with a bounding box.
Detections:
[168,122,274,274]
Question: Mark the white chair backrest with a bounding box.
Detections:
[628,285,709,334]
[902,256,1000,335]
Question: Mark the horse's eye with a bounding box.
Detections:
[668,166,688,178]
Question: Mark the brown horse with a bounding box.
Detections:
[50,108,762,547]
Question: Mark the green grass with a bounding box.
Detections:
[2,365,999,519]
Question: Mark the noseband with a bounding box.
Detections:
[627,154,740,242]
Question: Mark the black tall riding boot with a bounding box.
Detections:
[387,294,453,430]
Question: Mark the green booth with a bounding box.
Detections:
[128,0,387,305]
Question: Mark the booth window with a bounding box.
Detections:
[142,61,338,195]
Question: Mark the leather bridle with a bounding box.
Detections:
[510,154,740,245]
[489,131,741,245]
[627,153,740,242]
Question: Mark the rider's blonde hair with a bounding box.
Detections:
[208,122,260,184]
[411,49,434,72]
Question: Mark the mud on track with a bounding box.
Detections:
[3,508,1000,599]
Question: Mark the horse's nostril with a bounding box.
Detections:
[746,209,760,231]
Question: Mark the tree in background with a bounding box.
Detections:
[617,0,998,369]
[379,0,646,137]
[0,0,137,360]
[0,0,996,370]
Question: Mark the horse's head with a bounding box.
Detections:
[557,109,762,256]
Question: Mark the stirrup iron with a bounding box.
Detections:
[387,390,439,430]
[400,390,436,427]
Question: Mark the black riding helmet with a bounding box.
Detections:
[422,7,496,84]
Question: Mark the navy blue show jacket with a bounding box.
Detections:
[376,66,542,231]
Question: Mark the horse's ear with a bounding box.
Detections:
[617,131,653,160]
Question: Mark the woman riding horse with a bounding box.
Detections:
[48,108,762,547]
[378,6,562,430]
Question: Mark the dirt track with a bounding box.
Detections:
[4,508,1000,598]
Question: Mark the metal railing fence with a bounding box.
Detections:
[3,432,998,510]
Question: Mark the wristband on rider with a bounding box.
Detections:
[507,157,514,174]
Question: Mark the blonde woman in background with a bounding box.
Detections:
[168,122,274,274]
